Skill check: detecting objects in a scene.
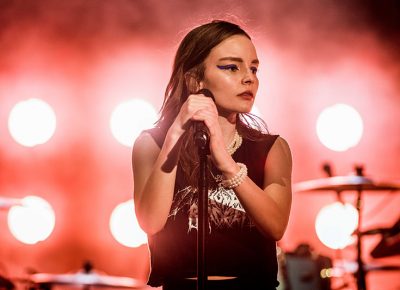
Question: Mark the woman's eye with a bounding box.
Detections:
[251,67,258,74]
[217,64,239,72]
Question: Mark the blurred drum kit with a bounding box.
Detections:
[293,166,400,290]
[0,262,152,290]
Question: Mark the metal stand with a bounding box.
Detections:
[355,187,367,290]
[195,129,209,290]
[293,164,400,290]
[354,165,367,290]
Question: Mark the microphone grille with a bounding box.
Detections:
[196,88,215,102]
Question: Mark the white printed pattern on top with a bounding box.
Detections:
[170,186,253,233]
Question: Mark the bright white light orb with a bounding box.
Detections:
[8,98,57,147]
[316,104,363,152]
[110,99,157,147]
[7,196,56,245]
[109,200,147,248]
[315,202,358,249]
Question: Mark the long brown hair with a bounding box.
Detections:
[157,20,269,188]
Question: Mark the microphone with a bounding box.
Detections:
[194,88,214,148]
[196,88,215,102]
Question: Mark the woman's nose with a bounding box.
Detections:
[242,69,256,85]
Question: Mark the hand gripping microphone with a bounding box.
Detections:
[194,88,215,148]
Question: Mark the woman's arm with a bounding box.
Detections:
[132,129,182,235]
[133,93,217,235]
[221,136,292,240]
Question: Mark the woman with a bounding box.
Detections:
[132,20,292,290]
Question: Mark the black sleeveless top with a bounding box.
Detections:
[144,128,279,289]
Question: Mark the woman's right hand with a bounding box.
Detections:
[172,92,236,174]
[169,92,218,138]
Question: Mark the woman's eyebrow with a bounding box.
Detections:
[218,57,259,64]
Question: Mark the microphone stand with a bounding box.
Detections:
[195,128,209,290]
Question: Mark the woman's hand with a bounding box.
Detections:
[182,92,236,173]
[172,93,217,131]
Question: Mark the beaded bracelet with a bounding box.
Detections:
[220,162,248,189]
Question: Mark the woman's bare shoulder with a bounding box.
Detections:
[266,135,292,171]
[132,131,161,161]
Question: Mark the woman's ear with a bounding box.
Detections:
[197,81,205,90]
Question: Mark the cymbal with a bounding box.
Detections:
[0,197,23,210]
[329,263,400,277]
[294,175,400,193]
[28,271,145,288]
[332,260,400,273]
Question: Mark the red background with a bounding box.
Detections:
[1,1,399,289]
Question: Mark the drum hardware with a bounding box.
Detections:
[293,175,400,193]
[20,261,146,289]
[282,243,333,290]
[0,197,23,210]
[0,275,14,290]
[370,217,400,258]
[294,166,400,290]
[328,261,400,276]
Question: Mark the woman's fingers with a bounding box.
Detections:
[171,94,218,138]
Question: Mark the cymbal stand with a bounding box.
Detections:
[333,190,354,290]
[355,186,367,290]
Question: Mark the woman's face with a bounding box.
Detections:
[200,34,259,116]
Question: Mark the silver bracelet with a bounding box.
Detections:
[220,162,248,189]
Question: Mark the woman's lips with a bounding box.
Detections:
[238,91,254,100]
